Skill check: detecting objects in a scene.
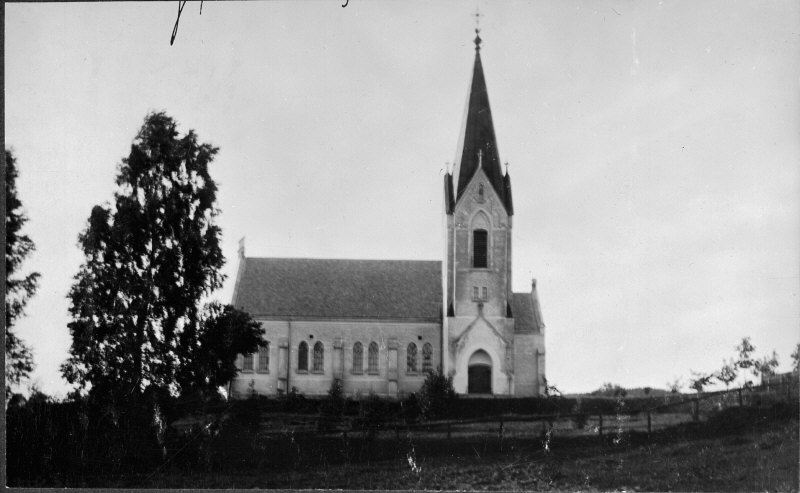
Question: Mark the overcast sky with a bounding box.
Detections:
[6,1,799,396]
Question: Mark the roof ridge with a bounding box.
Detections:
[245,256,441,263]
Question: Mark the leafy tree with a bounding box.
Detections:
[736,337,756,370]
[666,377,683,394]
[181,302,265,397]
[715,358,738,390]
[62,112,229,398]
[791,343,800,374]
[735,337,756,385]
[689,370,713,394]
[542,376,562,398]
[593,382,627,397]
[752,350,779,382]
[5,149,41,397]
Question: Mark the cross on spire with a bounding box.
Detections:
[473,7,482,50]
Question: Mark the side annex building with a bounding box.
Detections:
[230,33,547,398]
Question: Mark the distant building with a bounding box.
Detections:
[230,32,546,398]
[761,371,797,387]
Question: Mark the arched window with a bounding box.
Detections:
[313,341,324,372]
[352,342,363,373]
[407,343,418,373]
[258,342,270,372]
[243,353,254,372]
[298,341,308,371]
[473,229,488,268]
[368,342,379,373]
[422,343,433,373]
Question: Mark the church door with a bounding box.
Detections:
[467,350,492,394]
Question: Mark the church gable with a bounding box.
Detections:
[455,167,509,230]
[452,311,508,352]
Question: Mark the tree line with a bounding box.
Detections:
[680,337,797,394]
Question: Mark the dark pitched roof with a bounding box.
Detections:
[511,292,545,334]
[233,257,442,321]
[452,38,512,215]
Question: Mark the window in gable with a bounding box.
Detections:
[243,352,254,372]
[258,343,269,372]
[473,229,488,268]
[298,341,308,371]
[352,342,363,373]
[407,343,418,374]
[313,341,324,373]
[368,341,379,374]
[422,343,433,373]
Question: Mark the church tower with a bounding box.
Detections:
[442,29,546,396]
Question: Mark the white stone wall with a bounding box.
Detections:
[230,319,441,398]
[512,332,546,396]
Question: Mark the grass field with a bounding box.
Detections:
[67,410,797,490]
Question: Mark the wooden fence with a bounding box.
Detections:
[177,378,797,442]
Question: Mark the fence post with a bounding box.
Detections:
[499,416,504,439]
[647,411,651,435]
[447,422,452,440]
[737,388,743,407]
[598,414,603,439]
[692,400,699,422]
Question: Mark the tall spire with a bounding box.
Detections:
[452,24,511,214]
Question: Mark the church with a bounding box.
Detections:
[230,31,546,398]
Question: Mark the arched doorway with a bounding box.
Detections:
[468,350,492,394]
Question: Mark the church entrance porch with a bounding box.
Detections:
[467,349,492,394]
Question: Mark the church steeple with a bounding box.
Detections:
[451,28,512,215]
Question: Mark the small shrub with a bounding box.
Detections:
[280,386,309,413]
[418,367,456,420]
[230,389,262,432]
[319,378,345,431]
[359,391,389,435]
[401,392,420,423]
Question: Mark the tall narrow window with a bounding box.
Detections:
[407,343,418,373]
[298,341,308,371]
[352,342,363,373]
[422,343,433,373]
[368,341,379,373]
[473,229,488,268]
[473,286,479,301]
[482,287,488,301]
[258,343,270,372]
[243,353,254,372]
[313,341,324,372]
